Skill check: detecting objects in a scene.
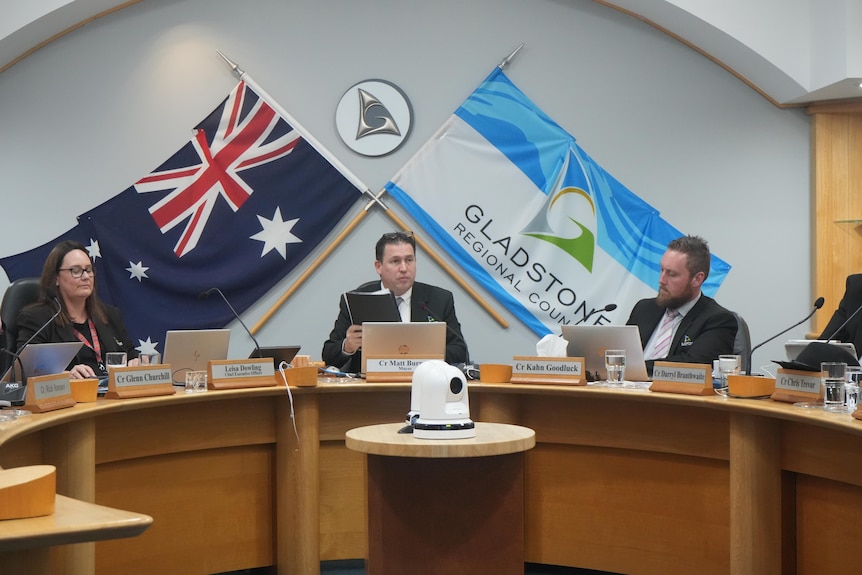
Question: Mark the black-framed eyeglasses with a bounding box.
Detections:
[59,266,95,279]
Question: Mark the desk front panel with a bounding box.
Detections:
[3,384,862,574]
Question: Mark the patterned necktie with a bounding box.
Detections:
[649,309,679,360]
[396,297,407,322]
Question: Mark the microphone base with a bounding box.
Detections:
[0,382,27,407]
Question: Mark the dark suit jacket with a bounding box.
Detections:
[16,302,138,376]
[819,274,862,354]
[626,294,737,374]
[321,281,469,373]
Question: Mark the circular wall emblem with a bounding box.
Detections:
[335,79,413,157]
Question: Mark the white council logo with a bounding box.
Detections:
[335,79,413,157]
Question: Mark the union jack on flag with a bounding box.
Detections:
[139,83,302,257]
[1,81,363,354]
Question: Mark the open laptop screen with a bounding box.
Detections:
[163,329,231,384]
[560,325,650,381]
[361,322,446,375]
[17,342,84,379]
[249,345,301,368]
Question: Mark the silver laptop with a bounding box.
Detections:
[561,325,650,381]
[785,339,858,361]
[361,322,446,374]
[163,329,231,384]
[17,342,84,379]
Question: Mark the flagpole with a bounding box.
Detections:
[498,43,525,70]
[250,205,372,334]
[217,50,370,195]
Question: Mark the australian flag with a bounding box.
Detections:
[1,81,362,354]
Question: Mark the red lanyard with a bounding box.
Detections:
[72,318,103,364]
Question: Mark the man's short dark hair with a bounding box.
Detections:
[375,231,415,261]
[667,235,711,279]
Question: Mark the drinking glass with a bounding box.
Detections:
[139,352,161,365]
[604,349,626,386]
[105,352,127,369]
[185,370,208,392]
[822,362,848,412]
[846,366,862,412]
[716,354,741,397]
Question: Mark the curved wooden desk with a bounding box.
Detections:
[0,381,860,575]
[0,494,152,574]
[347,422,535,575]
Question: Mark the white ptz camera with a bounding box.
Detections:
[410,360,475,439]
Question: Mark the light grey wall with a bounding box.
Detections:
[0,0,812,371]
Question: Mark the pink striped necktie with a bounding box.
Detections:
[650,309,679,360]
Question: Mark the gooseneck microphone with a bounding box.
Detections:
[748,296,825,374]
[576,303,618,325]
[0,295,63,405]
[200,287,262,358]
[420,302,471,365]
[824,300,862,342]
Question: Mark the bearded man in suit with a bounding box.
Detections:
[626,235,737,375]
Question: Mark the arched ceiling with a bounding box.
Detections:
[2,0,860,106]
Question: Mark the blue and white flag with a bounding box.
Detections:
[385,68,730,336]
[1,81,363,353]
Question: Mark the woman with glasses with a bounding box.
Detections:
[16,240,138,379]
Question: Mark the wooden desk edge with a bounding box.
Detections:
[0,494,153,551]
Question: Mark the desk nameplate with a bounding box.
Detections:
[105,365,175,399]
[770,368,822,403]
[649,362,713,396]
[22,372,76,413]
[365,355,440,383]
[208,359,276,390]
[510,356,584,385]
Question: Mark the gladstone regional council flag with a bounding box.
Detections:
[385,68,730,336]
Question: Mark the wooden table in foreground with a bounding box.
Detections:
[2,381,862,574]
[346,422,535,575]
[0,494,152,574]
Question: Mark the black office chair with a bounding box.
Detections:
[0,277,42,374]
[732,312,752,375]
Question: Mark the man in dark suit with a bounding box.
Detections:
[819,274,862,357]
[322,231,468,373]
[626,235,737,375]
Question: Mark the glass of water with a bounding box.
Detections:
[716,354,741,397]
[846,366,862,412]
[604,349,626,386]
[822,362,847,412]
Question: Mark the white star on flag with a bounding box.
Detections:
[86,239,101,259]
[126,261,149,281]
[250,207,302,259]
[136,337,159,355]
